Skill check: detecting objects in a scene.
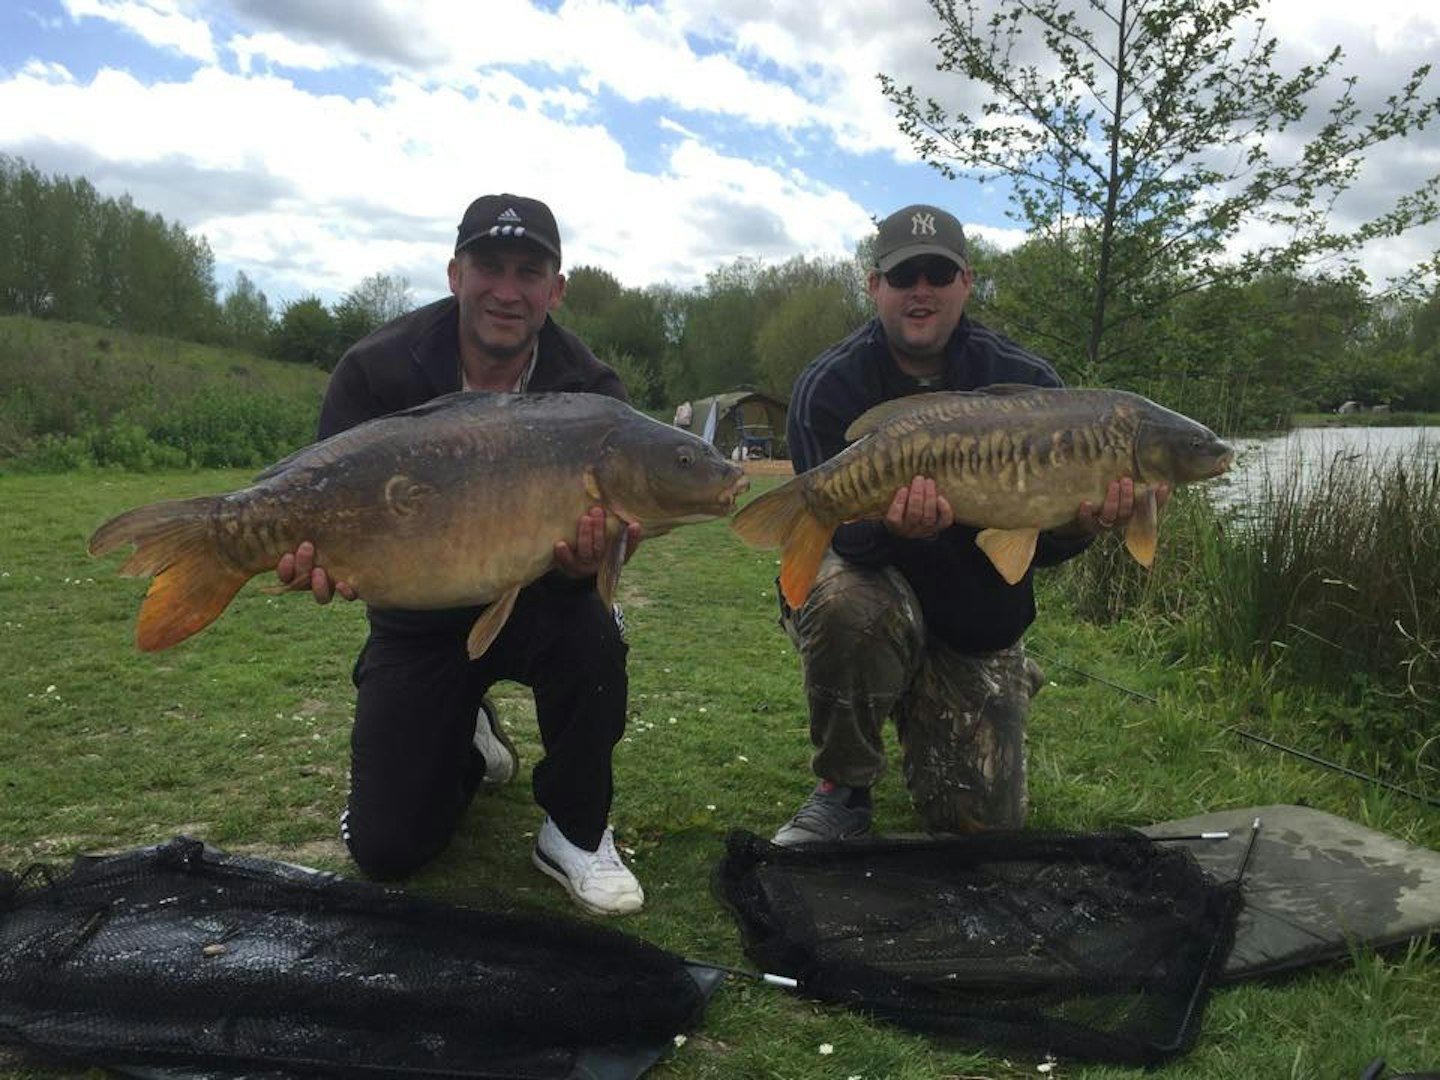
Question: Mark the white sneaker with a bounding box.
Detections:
[532,817,645,916]
[473,696,518,788]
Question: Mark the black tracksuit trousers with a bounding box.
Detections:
[339,583,628,880]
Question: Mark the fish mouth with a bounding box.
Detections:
[720,475,752,509]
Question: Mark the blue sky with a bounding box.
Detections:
[1,0,1437,309]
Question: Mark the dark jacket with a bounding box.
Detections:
[787,315,1092,653]
[319,296,626,438]
[318,296,626,635]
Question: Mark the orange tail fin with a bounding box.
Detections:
[90,496,251,651]
[729,481,834,608]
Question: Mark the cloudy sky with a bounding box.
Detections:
[1,0,1437,309]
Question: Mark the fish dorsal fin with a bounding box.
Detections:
[842,385,1048,441]
[1123,484,1160,567]
[467,586,520,660]
[843,392,953,441]
[975,527,1040,585]
[974,382,1046,396]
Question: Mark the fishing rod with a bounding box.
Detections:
[1027,647,1440,811]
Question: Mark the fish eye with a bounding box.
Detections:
[676,446,695,468]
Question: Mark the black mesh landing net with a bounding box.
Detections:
[715,828,1243,1066]
[0,837,709,1079]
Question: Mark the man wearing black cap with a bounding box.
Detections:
[771,203,1154,846]
[276,194,645,915]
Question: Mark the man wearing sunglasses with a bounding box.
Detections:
[772,203,1138,846]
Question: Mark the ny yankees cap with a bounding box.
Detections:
[874,204,967,272]
[455,194,562,263]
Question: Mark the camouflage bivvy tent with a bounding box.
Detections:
[673,389,789,460]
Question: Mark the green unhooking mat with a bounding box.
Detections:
[1140,804,1440,982]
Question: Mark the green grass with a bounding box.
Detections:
[1,470,1437,1080]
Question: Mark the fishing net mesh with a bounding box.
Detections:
[715,828,1242,1066]
[0,837,705,1078]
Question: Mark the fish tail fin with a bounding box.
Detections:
[730,482,834,608]
[90,497,249,651]
[1124,484,1160,567]
[777,515,834,609]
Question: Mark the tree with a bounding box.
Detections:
[221,271,274,353]
[881,0,1440,385]
[332,272,414,354]
[556,266,669,407]
[754,285,867,398]
[562,265,624,316]
[270,297,337,369]
[677,285,763,398]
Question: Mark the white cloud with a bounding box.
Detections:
[228,31,345,74]
[2,0,1436,303]
[19,58,75,83]
[62,0,217,64]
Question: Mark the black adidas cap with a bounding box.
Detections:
[455,194,562,263]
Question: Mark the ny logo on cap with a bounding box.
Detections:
[911,212,937,237]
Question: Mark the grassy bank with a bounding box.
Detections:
[0,315,326,471]
[1293,411,1440,428]
[1,468,1436,1080]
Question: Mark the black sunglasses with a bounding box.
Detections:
[882,256,963,289]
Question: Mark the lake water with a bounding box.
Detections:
[1212,426,1439,509]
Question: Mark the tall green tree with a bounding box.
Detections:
[270,296,337,369]
[561,264,624,316]
[332,272,413,353]
[0,155,226,339]
[557,266,668,407]
[882,0,1440,386]
[676,284,763,400]
[754,285,868,397]
[221,271,274,353]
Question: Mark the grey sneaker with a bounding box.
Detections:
[772,782,873,846]
[473,696,518,788]
[532,817,645,916]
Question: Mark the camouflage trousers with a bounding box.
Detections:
[780,553,1045,832]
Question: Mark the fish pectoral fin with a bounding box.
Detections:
[596,516,628,606]
[1124,485,1160,567]
[467,586,521,660]
[583,466,603,503]
[975,527,1040,585]
[260,577,310,596]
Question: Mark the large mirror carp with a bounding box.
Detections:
[732,385,1233,607]
[91,391,750,657]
